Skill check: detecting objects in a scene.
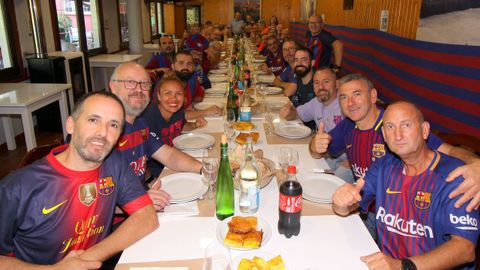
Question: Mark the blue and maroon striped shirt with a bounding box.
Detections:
[361,152,478,269]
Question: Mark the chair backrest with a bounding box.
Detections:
[17,140,63,169]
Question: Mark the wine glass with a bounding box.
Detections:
[264,104,275,135]
[203,242,232,270]
[257,84,269,113]
[278,147,299,180]
[225,108,236,125]
[224,121,236,148]
[202,149,219,200]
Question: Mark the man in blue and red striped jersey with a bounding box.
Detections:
[0,91,158,269]
[333,101,478,270]
[261,36,286,77]
[310,73,480,237]
[145,36,175,75]
[110,62,202,211]
[273,39,299,89]
[306,15,343,71]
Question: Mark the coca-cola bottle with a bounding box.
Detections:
[278,165,302,238]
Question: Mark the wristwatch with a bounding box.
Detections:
[401,258,417,270]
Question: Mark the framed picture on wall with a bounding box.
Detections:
[234,0,261,22]
[301,0,316,20]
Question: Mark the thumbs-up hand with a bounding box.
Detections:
[333,178,365,211]
[310,122,331,155]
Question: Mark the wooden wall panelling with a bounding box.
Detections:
[174,4,186,38]
[314,0,421,38]
[163,4,176,35]
[203,0,233,25]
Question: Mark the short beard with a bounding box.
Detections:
[74,136,111,163]
[294,65,311,78]
[175,70,194,82]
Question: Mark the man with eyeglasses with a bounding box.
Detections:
[306,15,343,72]
[260,36,285,77]
[110,62,202,211]
[273,39,299,89]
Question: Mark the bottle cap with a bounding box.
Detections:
[287,165,296,174]
[221,134,227,144]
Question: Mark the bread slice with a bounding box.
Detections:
[267,255,286,270]
[224,231,244,247]
[242,230,263,248]
[228,216,257,234]
[235,132,260,145]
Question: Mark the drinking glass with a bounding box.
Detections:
[202,149,219,200]
[203,242,232,270]
[278,147,299,178]
[225,108,236,126]
[224,122,236,148]
[258,84,269,113]
[264,104,275,135]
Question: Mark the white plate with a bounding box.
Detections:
[161,173,207,203]
[253,58,265,63]
[193,101,224,111]
[210,69,227,74]
[257,75,275,83]
[274,123,311,139]
[205,87,227,95]
[173,133,215,150]
[267,101,287,112]
[216,216,272,250]
[266,86,283,95]
[298,172,346,203]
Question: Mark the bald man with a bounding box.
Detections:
[333,101,478,270]
[306,15,343,71]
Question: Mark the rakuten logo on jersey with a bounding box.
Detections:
[351,163,367,178]
[449,214,478,231]
[376,207,434,239]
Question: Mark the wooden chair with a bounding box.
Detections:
[17,139,63,169]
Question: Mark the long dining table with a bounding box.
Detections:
[116,95,379,269]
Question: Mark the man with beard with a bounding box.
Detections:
[171,51,222,120]
[145,36,175,73]
[142,76,207,177]
[261,36,285,77]
[284,47,316,108]
[190,48,212,89]
[332,102,478,270]
[273,39,298,89]
[280,67,353,182]
[110,63,202,211]
[306,15,343,71]
[0,91,158,268]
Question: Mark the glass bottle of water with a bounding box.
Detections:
[239,137,259,213]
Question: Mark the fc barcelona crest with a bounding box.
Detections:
[98,176,115,196]
[78,183,97,206]
[414,191,432,209]
[372,143,386,158]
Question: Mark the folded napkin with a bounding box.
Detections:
[162,201,199,216]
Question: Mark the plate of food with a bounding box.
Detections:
[233,158,276,190]
[234,132,260,145]
[232,122,255,131]
[234,252,287,270]
[217,216,271,250]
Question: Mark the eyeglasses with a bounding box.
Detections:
[112,79,152,91]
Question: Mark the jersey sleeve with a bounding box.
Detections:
[321,31,337,48]
[427,133,443,150]
[327,118,354,157]
[441,176,479,244]
[111,152,153,215]
[0,172,23,256]
[296,101,314,123]
[146,129,165,157]
[359,158,383,213]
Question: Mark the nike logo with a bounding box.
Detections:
[118,139,128,147]
[346,144,352,149]
[386,188,401,195]
[42,200,68,215]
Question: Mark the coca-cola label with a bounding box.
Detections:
[279,194,302,213]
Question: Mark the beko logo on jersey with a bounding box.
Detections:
[376,207,434,238]
[450,214,478,231]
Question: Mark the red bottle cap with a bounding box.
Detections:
[287,165,296,174]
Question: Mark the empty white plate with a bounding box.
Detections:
[298,172,346,203]
[173,133,215,150]
[161,173,207,203]
[274,123,311,139]
[266,86,283,95]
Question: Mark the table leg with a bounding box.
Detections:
[59,91,69,140]
[20,110,36,151]
[1,116,17,150]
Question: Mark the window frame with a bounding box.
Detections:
[185,5,201,27]
[146,0,164,41]
[0,0,27,82]
[116,0,128,50]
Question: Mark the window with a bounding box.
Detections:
[118,0,128,43]
[0,0,24,81]
[54,0,103,52]
[186,6,201,26]
[146,0,163,40]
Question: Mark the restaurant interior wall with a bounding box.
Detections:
[315,0,422,39]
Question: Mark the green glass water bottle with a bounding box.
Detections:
[216,135,235,220]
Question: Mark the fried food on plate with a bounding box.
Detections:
[228,216,257,234]
[235,132,260,145]
[236,255,286,270]
[233,121,254,131]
